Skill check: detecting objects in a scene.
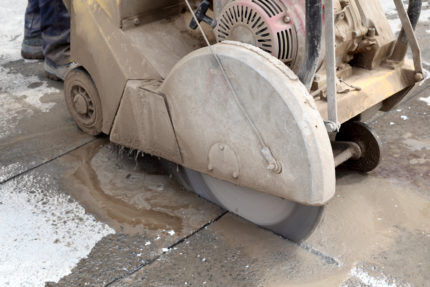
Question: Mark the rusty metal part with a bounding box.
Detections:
[64,69,103,135]
[336,121,382,172]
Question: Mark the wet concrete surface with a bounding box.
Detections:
[0,60,93,183]
[1,6,430,287]
[1,138,223,286]
[111,213,339,287]
[372,91,430,197]
[52,140,224,286]
[109,103,430,286]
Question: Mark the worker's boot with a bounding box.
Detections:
[44,61,77,81]
[21,35,44,60]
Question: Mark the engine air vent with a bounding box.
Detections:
[215,0,298,65]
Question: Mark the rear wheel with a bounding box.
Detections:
[182,168,324,242]
[336,121,382,172]
[64,69,103,135]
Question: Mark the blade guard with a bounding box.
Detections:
[160,41,335,206]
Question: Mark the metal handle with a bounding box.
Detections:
[390,0,423,76]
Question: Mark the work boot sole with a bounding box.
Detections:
[21,50,44,60]
[45,71,62,81]
[21,43,44,60]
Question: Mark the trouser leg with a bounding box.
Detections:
[22,0,44,59]
[39,0,71,67]
[24,0,42,39]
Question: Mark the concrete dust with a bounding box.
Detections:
[308,174,430,263]
[341,263,405,287]
[419,95,430,105]
[0,172,114,287]
[402,137,430,151]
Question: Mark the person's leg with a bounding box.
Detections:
[39,0,73,80]
[22,0,44,59]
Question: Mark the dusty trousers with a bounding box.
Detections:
[24,0,70,66]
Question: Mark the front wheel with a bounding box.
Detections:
[64,68,103,135]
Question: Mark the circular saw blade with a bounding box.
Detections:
[183,168,323,242]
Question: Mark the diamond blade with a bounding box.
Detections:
[183,168,324,242]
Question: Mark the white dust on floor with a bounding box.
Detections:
[379,0,430,34]
[0,0,115,286]
[0,0,59,139]
[419,95,430,105]
[341,265,408,287]
[0,174,115,287]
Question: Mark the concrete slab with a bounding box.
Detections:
[111,213,339,287]
[0,151,114,286]
[372,93,430,196]
[0,59,93,183]
[47,140,224,286]
[110,175,430,286]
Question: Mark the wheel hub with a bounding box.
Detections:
[73,93,88,115]
[71,85,95,122]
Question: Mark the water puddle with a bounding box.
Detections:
[60,139,214,235]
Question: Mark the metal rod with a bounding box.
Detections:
[334,147,355,167]
[392,0,423,75]
[325,0,339,128]
[333,142,361,167]
[390,0,422,62]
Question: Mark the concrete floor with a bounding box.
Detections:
[1,4,430,287]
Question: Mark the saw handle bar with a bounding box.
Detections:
[298,0,323,90]
[296,0,339,131]
[390,0,423,76]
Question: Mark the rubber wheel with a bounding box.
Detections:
[64,69,102,135]
[336,121,382,172]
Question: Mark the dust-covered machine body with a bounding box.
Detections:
[63,0,423,241]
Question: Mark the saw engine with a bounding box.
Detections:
[213,0,393,75]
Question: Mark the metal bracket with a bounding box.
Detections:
[325,0,339,130]
[325,120,340,133]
